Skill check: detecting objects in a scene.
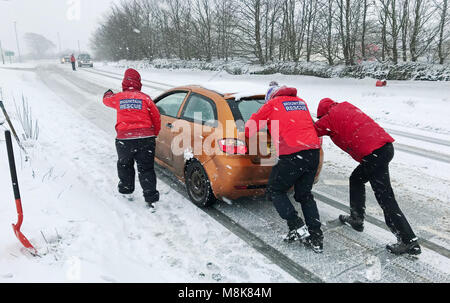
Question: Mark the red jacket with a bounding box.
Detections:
[103,69,161,140]
[245,87,320,156]
[314,98,395,162]
[70,55,76,63]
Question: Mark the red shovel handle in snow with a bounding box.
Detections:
[5,130,37,254]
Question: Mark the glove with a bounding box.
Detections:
[104,89,114,98]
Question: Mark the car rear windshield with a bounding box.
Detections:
[236,99,265,122]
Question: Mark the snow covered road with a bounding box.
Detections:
[0,62,449,282]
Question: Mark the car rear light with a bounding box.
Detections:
[218,139,248,155]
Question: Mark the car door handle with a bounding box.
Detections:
[166,123,173,129]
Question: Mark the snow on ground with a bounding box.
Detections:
[0,67,295,283]
[0,61,40,69]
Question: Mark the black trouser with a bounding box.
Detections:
[268,149,322,237]
[350,143,417,243]
[71,62,76,71]
[115,137,159,203]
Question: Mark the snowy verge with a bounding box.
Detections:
[100,59,450,81]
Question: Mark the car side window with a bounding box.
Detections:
[156,92,188,118]
[181,93,217,126]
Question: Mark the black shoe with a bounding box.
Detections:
[304,235,324,254]
[283,225,310,243]
[118,183,135,195]
[339,215,364,232]
[145,191,160,204]
[386,240,422,256]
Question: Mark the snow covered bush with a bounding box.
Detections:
[254,61,450,81]
[103,59,450,81]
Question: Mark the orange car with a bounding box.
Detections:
[153,86,323,207]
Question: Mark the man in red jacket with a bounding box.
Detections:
[315,98,420,255]
[70,54,76,71]
[245,82,324,253]
[103,68,161,207]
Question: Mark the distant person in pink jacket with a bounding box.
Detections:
[70,54,76,71]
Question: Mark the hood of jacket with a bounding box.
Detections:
[268,86,298,101]
[122,68,142,92]
[317,98,338,119]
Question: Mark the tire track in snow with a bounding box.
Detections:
[392,143,450,163]
[312,191,450,259]
[309,114,450,164]
[81,68,172,92]
[155,165,324,283]
[385,128,450,147]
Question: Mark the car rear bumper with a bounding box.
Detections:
[204,155,274,200]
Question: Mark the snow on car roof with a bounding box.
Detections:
[194,82,264,101]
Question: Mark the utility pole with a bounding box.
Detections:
[0,40,5,65]
[14,21,22,63]
[77,40,81,54]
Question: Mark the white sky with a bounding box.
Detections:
[0,0,119,55]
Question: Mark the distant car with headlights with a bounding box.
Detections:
[60,55,71,64]
[77,53,93,68]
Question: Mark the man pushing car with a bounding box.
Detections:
[314,98,421,255]
[103,68,161,208]
[245,82,324,253]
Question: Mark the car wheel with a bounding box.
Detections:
[185,161,216,207]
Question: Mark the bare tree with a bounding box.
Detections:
[361,0,370,60]
[378,0,409,64]
[377,1,390,61]
[409,0,438,62]
[400,0,410,62]
[214,0,238,61]
[315,0,340,65]
[435,0,449,64]
[305,0,319,62]
[336,0,364,65]
[237,0,268,64]
[90,0,450,66]
[192,0,214,61]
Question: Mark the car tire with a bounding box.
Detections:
[185,160,216,207]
